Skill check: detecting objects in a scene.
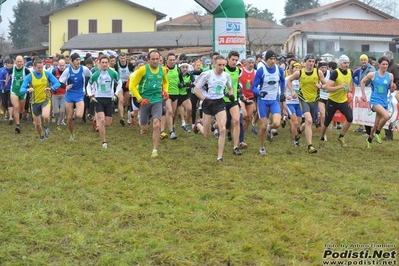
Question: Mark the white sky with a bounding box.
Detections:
[0,0,286,39]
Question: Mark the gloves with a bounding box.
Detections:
[202,98,214,108]
[279,94,286,102]
[162,91,169,100]
[228,94,235,102]
[259,91,268,98]
[140,98,150,106]
[112,94,118,103]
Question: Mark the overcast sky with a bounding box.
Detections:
[0,0,286,39]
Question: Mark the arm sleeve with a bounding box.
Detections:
[46,72,61,91]
[130,66,146,101]
[279,66,286,94]
[20,74,32,94]
[162,67,169,93]
[352,68,360,86]
[252,67,264,97]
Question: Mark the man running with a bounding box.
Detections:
[20,59,61,141]
[87,55,122,148]
[319,55,353,148]
[59,53,92,140]
[287,54,327,153]
[361,56,396,148]
[252,50,285,155]
[130,50,169,157]
[193,55,234,164]
[114,52,134,126]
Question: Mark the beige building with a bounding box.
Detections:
[41,0,166,55]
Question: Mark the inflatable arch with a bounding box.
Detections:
[194,0,246,59]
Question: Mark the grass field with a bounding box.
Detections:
[0,115,398,265]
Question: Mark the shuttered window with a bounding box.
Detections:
[68,20,78,40]
[112,20,122,33]
[89,20,97,33]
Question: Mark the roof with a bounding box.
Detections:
[60,28,297,51]
[41,0,166,24]
[293,18,399,36]
[285,0,395,20]
[157,14,286,29]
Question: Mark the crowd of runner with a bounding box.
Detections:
[0,49,397,163]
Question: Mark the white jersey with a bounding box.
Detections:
[117,62,131,82]
[285,75,300,105]
[195,70,232,100]
[259,63,280,101]
[320,70,330,100]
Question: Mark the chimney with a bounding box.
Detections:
[169,17,172,21]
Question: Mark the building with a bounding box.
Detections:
[283,0,399,60]
[41,0,166,55]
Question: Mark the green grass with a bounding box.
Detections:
[0,116,398,265]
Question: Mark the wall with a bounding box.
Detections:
[48,0,157,54]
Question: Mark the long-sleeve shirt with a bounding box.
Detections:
[252,62,285,99]
[130,64,168,103]
[20,70,61,103]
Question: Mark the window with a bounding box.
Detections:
[112,20,122,33]
[361,45,370,52]
[389,43,396,53]
[89,20,97,33]
[68,20,78,40]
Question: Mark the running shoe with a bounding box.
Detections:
[70,134,75,141]
[267,129,273,142]
[281,115,287,128]
[319,137,326,148]
[214,129,219,139]
[308,145,317,154]
[160,131,168,140]
[182,124,191,133]
[120,118,126,126]
[251,124,258,134]
[44,126,50,138]
[366,139,371,149]
[15,125,21,134]
[9,118,13,125]
[170,132,177,139]
[294,141,299,147]
[40,136,45,142]
[216,158,227,164]
[233,147,242,155]
[353,127,363,133]
[227,133,233,142]
[374,133,382,144]
[239,142,248,149]
[337,135,347,148]
[151,150,158,158]
[102,142,108,149]
[259,147,266,155]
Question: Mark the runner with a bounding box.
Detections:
[20,58,61,141]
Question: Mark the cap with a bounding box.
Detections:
[338,54,350,65]
[70,53,80,62]
[179,54,187,61]
[135,59,144,66]
[204,59,211,65]
[45,59,52,64]
[360,54,368,60]
[304,53,316,62]
[179,62,190,68]
[265,50,276,61]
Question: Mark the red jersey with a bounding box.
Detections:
[52,68,66,95]
[239,68,255,99]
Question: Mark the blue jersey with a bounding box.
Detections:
[370,71,390,108]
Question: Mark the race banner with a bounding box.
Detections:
[214,17,246,60]
[350,87,399,129]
